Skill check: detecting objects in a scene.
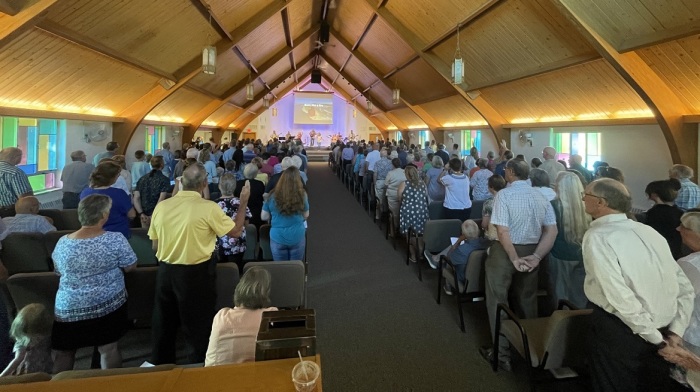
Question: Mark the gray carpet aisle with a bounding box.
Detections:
[305,162,526,392]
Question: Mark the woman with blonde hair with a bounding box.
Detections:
[261,167,309,261]
[0,304,53,376]
[205,268,277,366]
[549,171,591,309]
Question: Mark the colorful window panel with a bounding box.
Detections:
[418,130,430,147]
[0,116,60,191]
[145,125,165,155]
[551,131,602,171]
[460,130,482,155]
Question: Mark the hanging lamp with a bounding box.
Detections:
[451,24,464,85]
[202,9,216,75]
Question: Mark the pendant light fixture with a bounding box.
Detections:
[202,9,216,75]
[451,24,464,85]
[263,94,270,109]
[246,73,254,101]
[367,98,373,114]
[392,77,401,105]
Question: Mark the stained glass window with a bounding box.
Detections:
[144,125,165,155]
[460,130,482,155]
[0,116,62,192]
[551,131,602,171]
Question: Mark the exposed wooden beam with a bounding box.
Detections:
[0,0,18,15]
[365,0,509,146]
[182,102,243,145]
[0,106,125,123]
[36,20,178,81]
[421,0,504,52]
[0,0,58,49]
[409,91,457,106]
[466,52,600,91]
[552,0,696,172]
[281,8,293,47]
[353,14,377,51]
[320,53,390,113]
[401,101,441,130]
[383,55,419,79]
[384,112,409,131]
[331,54,352,85]
[113,1,296,153]
[618,20,700,53]
[190,0,232,41]
[234,46,259,74]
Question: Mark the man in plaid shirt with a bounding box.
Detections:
[670,164,700,211]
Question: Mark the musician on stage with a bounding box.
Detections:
[309,130,316,147]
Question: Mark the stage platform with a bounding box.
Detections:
[306,148,330,162]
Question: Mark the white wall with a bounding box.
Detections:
[509,124,673,210]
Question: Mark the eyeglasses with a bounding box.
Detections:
[581,192,606,200]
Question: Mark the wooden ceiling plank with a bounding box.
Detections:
[618,19,700,53]
[421,0,505,53]
[383,55,419,79]
[365,0,509,145]
[402,101,441,130]
[36,20,178,81]
[0,0,18,15]
[0,0,58,49]
[190,0,232,41]
[327,73,389,136]
[320,53,389,113]
[553,0,696,171]
[385,111,409,131]
[353,14,378,51]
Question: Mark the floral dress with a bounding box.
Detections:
[215,197,253,257]
[399,182,429,235]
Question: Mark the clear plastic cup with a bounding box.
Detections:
[292,360,320,392]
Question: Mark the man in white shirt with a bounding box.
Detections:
[481,159,557,370]
[582,178,694,391]
[539,146,566,186]
[364,143,380,190]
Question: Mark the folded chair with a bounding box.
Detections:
[493,301,592,391]
[420,219,462,282]
[244,261,305,309]
[437,249,487,331]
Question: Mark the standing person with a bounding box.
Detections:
[384,158,406,233]
[539,146,566,186]
[670,164,700,211]
[438,158,472,221]
[470,158,493,201]
[568,154,592,184]
[309,130,316,147]
[582,178,694,391]
[398,165,429,260]
[424,156,445,202]
[80,161,135,239]
[61,150,93,209]
[463,147,479,171]
[261,167,309,261]
[216,174,252,273]
[92,141,119,167]
[364,143,380,192]
[130,150,151,189]
[111,155,132,195]
[0,148,33,218]
[373,149,392,220]
[153,142,175,178]
[435,144,450,165]
[548,171,590,309]
[480,159,557,370]
[148,164,250,365]
[133,156,170,229]
[51,194,137,372]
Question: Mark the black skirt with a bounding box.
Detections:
[52,303,129,351]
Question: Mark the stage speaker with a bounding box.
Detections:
[311,69,322,83]
[320,21,330,43]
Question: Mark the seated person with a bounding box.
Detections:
[205,268,277,366]
[427,220,490,295]
[2,197,56,234]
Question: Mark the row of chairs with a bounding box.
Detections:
[330,162,593,389]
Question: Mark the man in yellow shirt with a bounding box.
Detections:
[148,163,250,364]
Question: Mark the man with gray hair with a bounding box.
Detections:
[155,142,173,178]
[670,164,700,211]
[92,141,119,166]
[539,146,566,186]
[582,178,694,391]
[0,147,33,217]
[148,163,250,365]
[61,150,94,209]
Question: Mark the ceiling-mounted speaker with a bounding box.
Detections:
[311,69,322,83]
[466,90,481,100]
[320,21,330,43]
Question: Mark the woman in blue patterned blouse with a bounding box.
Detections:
[51,194,137,373]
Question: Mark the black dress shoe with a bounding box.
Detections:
[479,346,512,372]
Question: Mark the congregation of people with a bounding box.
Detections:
[328,136,700,391]
[0,135,312,376]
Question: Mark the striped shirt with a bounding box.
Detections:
[491,180,556,244]
[0,162,32,207]
[676,178,700,211]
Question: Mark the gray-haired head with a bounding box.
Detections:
[234,267,272,309]
[219,173,237,196]
[181,163,207,191]
[78,194,112,226]
[243,163,259,180]
[281,157,294,170]
[70,150,86,161]
[506,159,530,181]
[589,178,632,213]
[529,168,550,188]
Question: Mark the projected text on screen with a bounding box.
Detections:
[294,93,334,125]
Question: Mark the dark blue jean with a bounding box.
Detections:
[270,238,306,261]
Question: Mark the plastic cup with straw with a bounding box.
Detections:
[292,350,320,392]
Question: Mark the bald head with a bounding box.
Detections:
[542,146,557,160]
[181,163,207,191]
[588,178,632,214]
[15,196,40,215]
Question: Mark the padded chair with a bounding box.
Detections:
[428,201,444,220]
[53,364,176,380]
[124,267,158,327]
[437,250,487,332]
[243,223,258,261]
[1,233,51,275]
[421,219,462,282]
[243,261,305,309]
[469,200,485,219]
[44,230,74,256]
[0,372,52,385]
[129,228,158,266]
[493,301,592,389]
[6,272,59,314]
[59,209,81,230]
[215,263,240,311]
[37,209,65,230]
[258,224,273,261]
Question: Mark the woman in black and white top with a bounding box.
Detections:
[439,157,472,221]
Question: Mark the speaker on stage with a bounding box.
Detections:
[311,69,322,84]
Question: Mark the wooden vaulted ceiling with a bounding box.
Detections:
[1,0,700,165]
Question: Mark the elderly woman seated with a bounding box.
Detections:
[205,268,277,366]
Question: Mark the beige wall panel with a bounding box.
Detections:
[207,0,277,33]
[327,0,375,45]
[418,95,485,126]
[393,58,455,105]
[189,47,251,97]
[149,89,212,122]
[385,0,490,44]
[430,0,594,88]
[638,35,700,113]
[237,16,286,65]
[0,29,156,115]
[356,17,415,75]
[389,108,426,128]
[288,0,316,37]
[561,0,700,50]
[45,0,218,75]
[481,59,650,122]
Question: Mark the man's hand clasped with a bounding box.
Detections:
[512,255,541,273]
